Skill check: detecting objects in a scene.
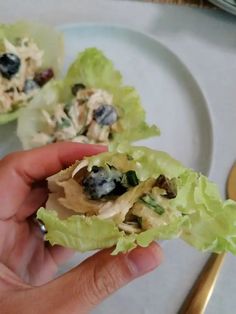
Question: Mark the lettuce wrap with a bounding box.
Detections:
[37,145,236,255]
[17,48,160,149]
[0,21,64,124]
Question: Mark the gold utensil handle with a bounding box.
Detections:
[178,253,226,314]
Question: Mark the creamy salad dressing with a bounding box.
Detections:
[0,37,44,113]
[31,88,120,146]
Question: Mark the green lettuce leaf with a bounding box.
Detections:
[37,207,187,255]
[0,21,64,124]
[86,144,186,181]
[0,21,64,76]
[112,234,137,255]
[112,216,188,255]
[37,145,236,255]
[17,48,160,148]
[17,80,63,149]
[65,48,160,143]
[0,108,21,124]
[37,208,124,252]
[179,189,236,254]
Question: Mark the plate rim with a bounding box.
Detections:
[208,0,236,15]
[57,22,214,176]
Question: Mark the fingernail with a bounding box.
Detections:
[126,243,162,276]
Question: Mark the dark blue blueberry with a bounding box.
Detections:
[93,104,118,126]
[0,53,21,79]
[91,166,100,173]
[71,83,86,96]
[23,79,39,93]
[110,181,127,196]
[82,166,122,199]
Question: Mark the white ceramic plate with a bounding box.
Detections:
[208,0,236,16]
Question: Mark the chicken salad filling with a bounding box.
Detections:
[0,37,54,114]
[46,158,180,235]
[31,85,120,146]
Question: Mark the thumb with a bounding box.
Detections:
[35,242,162,314]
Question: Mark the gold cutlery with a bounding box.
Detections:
[178,162,236,314]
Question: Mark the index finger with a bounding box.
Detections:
[0,142,106,219]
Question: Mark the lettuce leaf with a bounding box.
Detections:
[0,108,21,124]
[180,193,236,254]
[17,48,160,148]
[17,80,64,149]
[37,208,124,252]
[65,48,160,143]
[0,21,64,76]
[0,21,64,124]
[112,216,188,255]
[37,145,236,255]
[37,207,187,254]
[86,144,185,180]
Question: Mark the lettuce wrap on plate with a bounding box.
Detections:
[37,145,236,255]
[0,21,64,124]
[17,48,160,148]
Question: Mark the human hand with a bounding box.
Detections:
[0,142,162,314]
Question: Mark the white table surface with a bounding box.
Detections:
[0,1,236,313]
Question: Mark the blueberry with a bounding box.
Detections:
[82,166,122,199]
[0,53,21,79]
[91,166,100,173]
[110,181,127,196]
[34,68,54,87]
[93,104,118,126]
[23,79,39,93]
[71,83,86,96]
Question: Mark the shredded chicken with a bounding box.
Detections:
[118,222,141,234]
[0,38,43,113]
[86,121,110,142]
[98,178,156,223]
[31,88,119,146]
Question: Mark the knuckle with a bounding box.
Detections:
[69,256,135,310]
[87,257,132,306]
[93,264,117,298]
